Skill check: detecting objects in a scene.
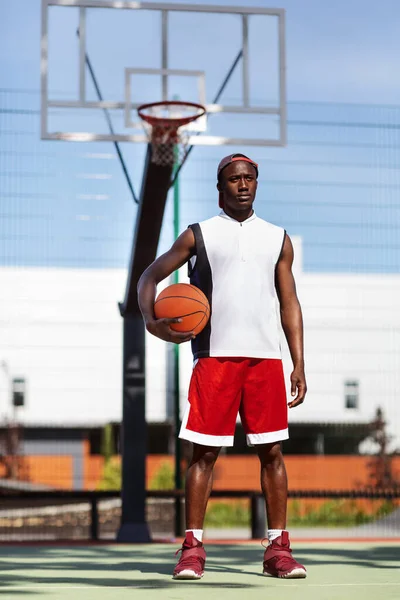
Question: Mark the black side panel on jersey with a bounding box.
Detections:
[188,223,212,359]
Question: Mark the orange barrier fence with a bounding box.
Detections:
[2,453,399,491]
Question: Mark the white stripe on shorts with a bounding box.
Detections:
[247,428,289,446]
[179,400,235,447]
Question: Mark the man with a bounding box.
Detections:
[137,153,307,580]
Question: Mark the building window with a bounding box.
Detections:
[344,380,359,409]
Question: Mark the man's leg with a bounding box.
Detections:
[256,441,287,529]
[185,443,221,529]
[257,442,306,578]
[175,356,244,579]
[173,443,221,580]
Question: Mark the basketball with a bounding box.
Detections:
[154,283,210,335]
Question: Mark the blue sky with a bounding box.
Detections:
[1,0,400,272]
[4,0,400,104]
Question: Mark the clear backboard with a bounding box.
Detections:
[41,0,287,148]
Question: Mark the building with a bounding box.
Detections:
[2,91,400,490]
[1,236,399,489]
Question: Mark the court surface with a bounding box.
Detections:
[1,541,400,600]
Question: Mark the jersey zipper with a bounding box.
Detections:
[239,222,246,262]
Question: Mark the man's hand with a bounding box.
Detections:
[288,365,307,408]
[146,318,195,344]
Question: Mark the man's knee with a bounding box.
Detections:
[190,444,221,471]
[257,442,284,467]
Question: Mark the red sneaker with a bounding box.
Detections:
[262,531,306,579]
[173,532,206,580]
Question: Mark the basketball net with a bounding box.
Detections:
[138,101,206,167]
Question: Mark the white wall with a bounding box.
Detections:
[296,273,400,434]
[1,246,400,445]
[0,267,166,425]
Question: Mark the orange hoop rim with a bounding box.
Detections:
[137,100,206,130]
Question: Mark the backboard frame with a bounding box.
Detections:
[125,68,207,132]
[41,0,287,147]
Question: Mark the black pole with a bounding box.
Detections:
[170,49,244,188]
[117,314,151,542]
[251,494,267,539]
[117,148,174,542]
[90,496,99,541]
[213,50,244,105]
[76,28,139,204]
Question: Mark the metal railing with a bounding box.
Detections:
[1,489,399,542]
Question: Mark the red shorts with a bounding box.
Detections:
[179,357,289,447]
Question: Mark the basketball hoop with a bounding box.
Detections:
[137,101,206,167]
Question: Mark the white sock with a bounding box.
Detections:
[268,529,283,543]
[186,529,203,542]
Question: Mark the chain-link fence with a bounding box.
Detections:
[1,89,399,539]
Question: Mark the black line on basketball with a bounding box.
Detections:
[172,310,206,319]
[154,295,209,311]
[184,285,208,302]
[176,311,207,333]
[192,311,208,331]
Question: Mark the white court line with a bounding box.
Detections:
[4,582,400,590]
[308,582,400,588]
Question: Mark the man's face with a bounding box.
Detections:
[218,161,258,213]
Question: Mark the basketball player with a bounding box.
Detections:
[137,153,307,580]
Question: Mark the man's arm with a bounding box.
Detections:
[137,227,196,344]
[275,234,307,408]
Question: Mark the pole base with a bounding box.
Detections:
[116,522,152,543]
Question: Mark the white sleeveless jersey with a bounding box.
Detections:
[189,211,286,360]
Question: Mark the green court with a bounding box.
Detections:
[1,542,399,600]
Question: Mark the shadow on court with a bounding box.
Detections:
[0,546,258,592]
[294,545,400,569]
[0,593,38,597]
[0,543,399,594]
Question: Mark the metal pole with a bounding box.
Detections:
[40,0,48,140]
[251,494,267,539]
[170,48,243,187]
[90,496,99,540]
[161,11,169,100]
[79,8,86,102]
[117,149,173,543]
[278,11,287,146]
[242,15,250,108]
[75,29,139,204]
[173,154,183,536]
[117,313,151,542]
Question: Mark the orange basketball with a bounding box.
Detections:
[154,283,210,335]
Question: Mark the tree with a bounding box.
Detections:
[97,423,121,491]
[367,408,400,490]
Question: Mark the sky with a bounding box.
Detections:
[3,0,400,105]
[1,0,400,272]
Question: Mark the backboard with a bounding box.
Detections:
[41,0,287,147]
